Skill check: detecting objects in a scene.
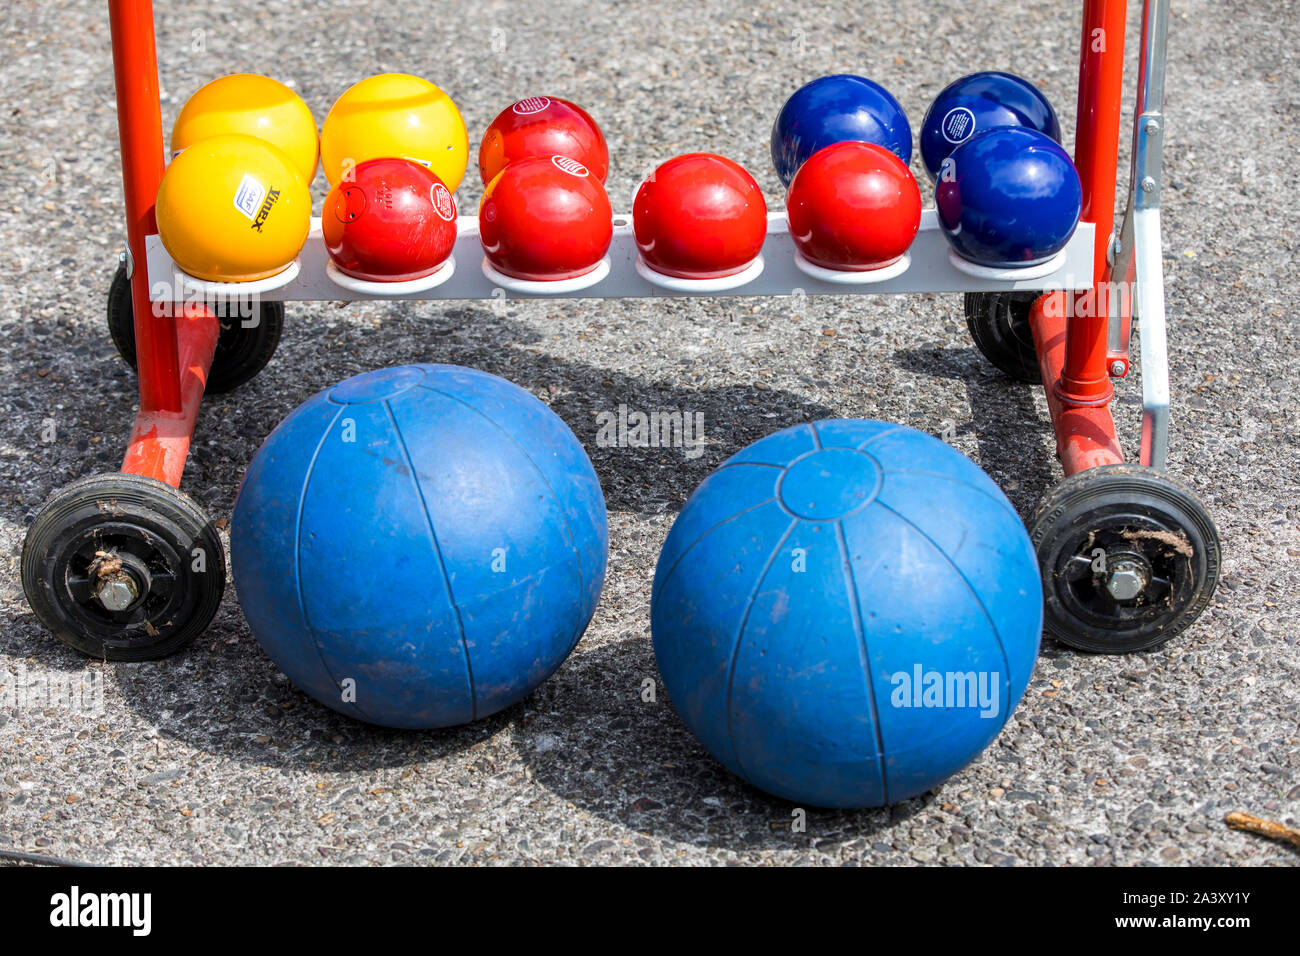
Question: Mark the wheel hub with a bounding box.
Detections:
[90,550,153,612]
[1102,553,1150,602]
[95,572,138,611]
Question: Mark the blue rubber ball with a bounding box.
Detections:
[651,420,1041,809]
[771,74,912,187]
[231,364,608,729]
[936,126,1083,268]
[920,71,1061,182]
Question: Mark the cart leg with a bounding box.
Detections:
[1032,0,1128,477]
[1027,0,1219,653]
[108,0,217,486]
[120,303,220,486]
[23,1,223,660]
[1057,0,1128,411]
[1029,292,1124,474]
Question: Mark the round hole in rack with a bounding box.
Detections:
[946,247,1070,282]
[480,256,611,295]
[324,255,456,296]
[173,259,301,298]
[634,254,765,293]
[792,250,911,284]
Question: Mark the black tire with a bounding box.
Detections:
[964,291,1042,383]
[1028,464,1221,654]
[21,473,226,660]
[107,263,284,393]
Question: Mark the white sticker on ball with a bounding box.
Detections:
[513,96,552,115]
[551,155,589,177]
[233,174,265,222]
[431,182,456,221]
[941,107,977,144]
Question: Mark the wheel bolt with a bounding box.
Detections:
[1105,561,1147,601]
[96,571,139,612]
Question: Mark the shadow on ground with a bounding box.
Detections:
[7,299,841,521]
[515,635,934,852]
[892,344,1058,513]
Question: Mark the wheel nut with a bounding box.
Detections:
[97,572,139,612]
[1105,562,1147,601]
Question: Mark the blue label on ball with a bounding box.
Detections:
[941,107,977,144]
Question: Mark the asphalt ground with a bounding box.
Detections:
[0,0,1297,865]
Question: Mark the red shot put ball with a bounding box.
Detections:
[322,157,458,282]
[479,95,609,185]
[479,154,613,281]
[633,153,767,280]
[786,141,921,271]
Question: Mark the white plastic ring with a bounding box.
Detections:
[325,256,456,296]
[634,254,765,292]
[174,259,301,297]
[792,251,912,284]
[480,256,611,295]
[946,247,1069,281]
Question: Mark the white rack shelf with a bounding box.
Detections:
[143,210,1094,302]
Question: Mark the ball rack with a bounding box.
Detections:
[20,0,1219,660]
[144,210,1098,303]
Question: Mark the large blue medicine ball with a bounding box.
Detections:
[231,365,608,729]
[771,74,912,187]
[936,126,1083,268]
[920,71,1061,181]
[651,420,1041,809]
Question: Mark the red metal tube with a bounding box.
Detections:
[108,0,182,414]
[121,303,220,487]
[1031,293,1124,475]
[1058,0,1128,405]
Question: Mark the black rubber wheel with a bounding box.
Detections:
[107,263,284,393]
[21,473,226,660]
[1028,464,1221,654]
[964,291,1042,383]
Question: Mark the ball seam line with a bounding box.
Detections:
[382,396,478,721]
[293,403,381,725]
[413,381,591,609]
[722,517,799,788]
[649,497,778,614]
[835,517,890,805]
[886,468,1023,523]
[852,425,911,451]
[874,500,1013,727]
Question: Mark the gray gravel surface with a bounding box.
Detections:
[1,0,1297,866]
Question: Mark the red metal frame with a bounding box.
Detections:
[107,0,1135,487]
[109,0,218,488]
[1028,0,1129,476]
